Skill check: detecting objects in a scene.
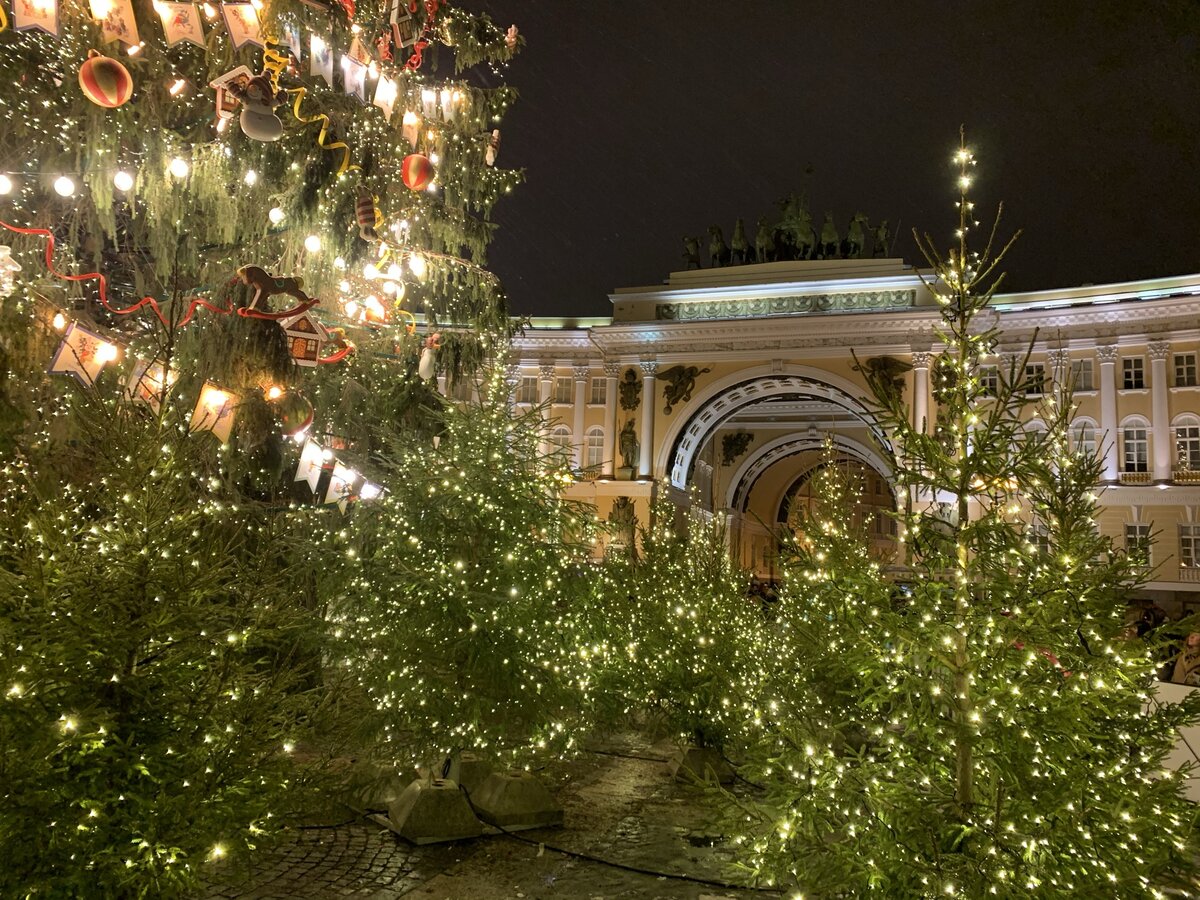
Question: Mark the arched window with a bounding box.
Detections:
[1121,416,1150,473]
[1174,414,1200,470]
[585,427,605,469]
[549,426,571,453]
[1023,419,1047,445]
[1070,419,1097,458]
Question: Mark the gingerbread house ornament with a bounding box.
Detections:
[279,310,328,366]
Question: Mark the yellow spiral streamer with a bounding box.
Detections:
[261,45,290,90]
[286,87,360,176]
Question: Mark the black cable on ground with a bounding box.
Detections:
[581,747,670,763]
[296,816,361,830]
[493,821,783,895]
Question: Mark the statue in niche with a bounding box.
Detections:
[729,218,750,264]
[618,368,641,411]
[659,364,711,415]
[853,355,911,404]
[872,219,891,257]
[619,419,640,472]
[721,431,754,466]
[682,235,702,270]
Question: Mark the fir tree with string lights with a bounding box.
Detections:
[0,0,526,892]
[317,364,607,774]
[597,493,772,759]
[0,379,332,896]
[729,135,1200,897]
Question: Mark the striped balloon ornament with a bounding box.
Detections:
[401,153,434,191]
[78,52,133,108]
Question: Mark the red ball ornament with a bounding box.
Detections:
[78,52,134,108]
[402,153,435,191]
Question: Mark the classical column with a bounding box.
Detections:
[601,361,619,477]
[638,359,658,479]
[504,363,521,407]
[910,351,932,432]
[1149,341,1172,483]
[1046,349,1070,398]
[1097,345,1119,482]
[572,364,589,470]
[538,362,555,458]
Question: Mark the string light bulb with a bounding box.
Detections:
[53,176,75,197]
[168,157,189,179]
[113,170,134,192]
[0,174,12,195]
[304,234,321,253]
[268,207,285,225]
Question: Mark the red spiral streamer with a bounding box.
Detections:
[0,219,314,327]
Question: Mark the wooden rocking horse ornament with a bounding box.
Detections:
[236,265,318,318]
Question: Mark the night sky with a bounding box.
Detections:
[464,2,1200,319]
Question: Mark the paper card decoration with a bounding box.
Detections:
[48,322,119,385]
[124,359,176,412]
[294,438,325,492]
[13,0,60,35]
[310,33,333,87]
[280,21,301,58]
[324,462,358,511]
[190,381,237,442]
[347,35,371,66]
[400,110,420,147]
[157,2,205,47]
[220,2,262,49]
[90,0,139,45]
[373,76,398,120]
[341,56,367,102]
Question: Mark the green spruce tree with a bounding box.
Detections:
[731,135,1200,897]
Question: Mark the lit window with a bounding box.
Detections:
[585,428,604,468]
[1175,422,1200,470]
[1180,524,1200,568]
[1123,426,1148,473]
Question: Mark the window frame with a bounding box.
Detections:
[1176,353,1198,388]
[1126,522,1152,566]
[1122,357,1146,390]
[1122,425,1149,473]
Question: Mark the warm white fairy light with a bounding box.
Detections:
[168,157,189,179]
[53,176,75,197]
[303,234,321,253]
[113,170,134,192]
[268,206,284,224]
[0,174,12,195]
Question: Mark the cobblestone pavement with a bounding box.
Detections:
[204,733,776,900]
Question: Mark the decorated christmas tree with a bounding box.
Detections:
[730,136,1200,896]
[0,0,526,891]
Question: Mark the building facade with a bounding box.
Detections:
[507,257,1200,613]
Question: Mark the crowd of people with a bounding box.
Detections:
[1127,598,1200,685]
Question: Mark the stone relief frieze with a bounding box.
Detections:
[655,289,915,321]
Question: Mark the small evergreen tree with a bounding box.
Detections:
[323,367,602,770]
[731,135,1200,897]
[0,381,325,896]
[601,495,769,754]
